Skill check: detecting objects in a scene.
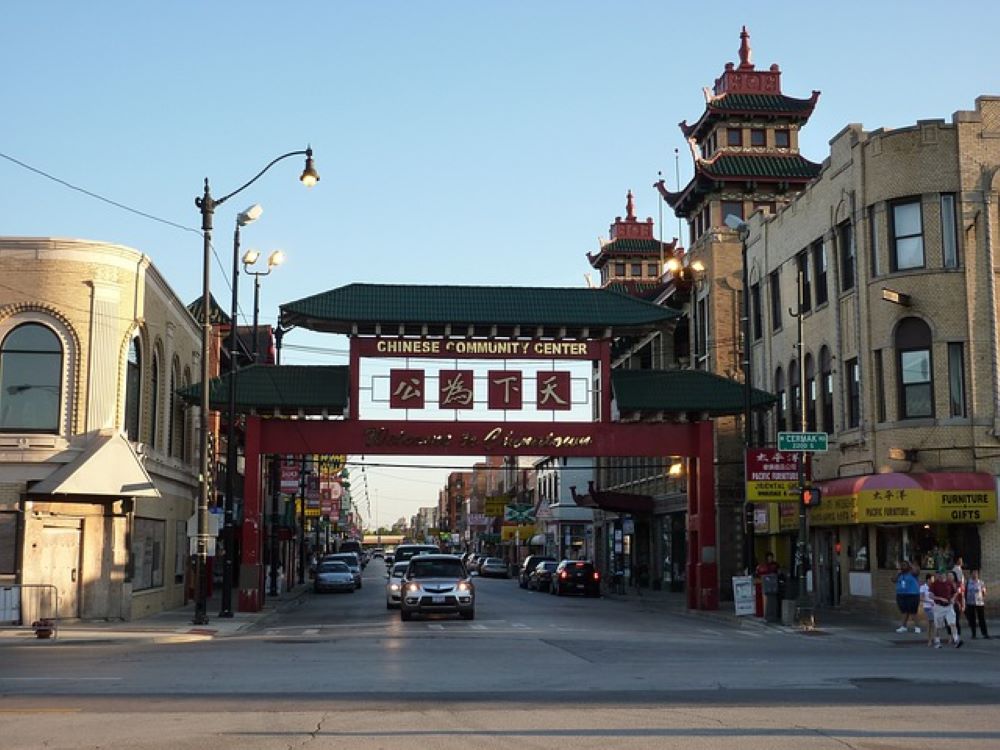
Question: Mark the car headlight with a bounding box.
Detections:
[390,583,400,591]
[457,581,472,592]
[406,583,420,593]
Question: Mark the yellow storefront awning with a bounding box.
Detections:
[812,472,996,526]
[28,431,160,498]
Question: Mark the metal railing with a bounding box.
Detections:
[0,584,60,629]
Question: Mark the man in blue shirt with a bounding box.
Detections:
[893,560,921,634]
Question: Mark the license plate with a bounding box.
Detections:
[432,595,445,604]
[575,584,584,589]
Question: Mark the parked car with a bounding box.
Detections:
[519,555,555,588]
[479,557,510,578]
[399,554,475,621]
[385,561,410,609]
[550,560,601,597]
[527,560,559,592]
[323,552,363,588]
[384,553,395,566]
[313,561,356,593]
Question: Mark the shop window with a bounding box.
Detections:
[796,251,811,312]
[895,317,933,419]
[750,282,762,340]
[847,526,869,572]
[819,347,834,433]
[0,512,16,574]
[941,194,958,268]
[890,198,924,271]
[874,349,886,422]
[132,517,164,591]
[868,204,881,277]
[838,220,855,291]
[846,358,860,428]
[125,334,142,442]
[775,129,790,148]
[0,323,62,432]
[769,269,782,331]
[948,342,966,417]
[812,239,827,306]
[774,368,786,434]
[876,526,903,570]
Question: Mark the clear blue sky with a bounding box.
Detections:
[3,2,997,529]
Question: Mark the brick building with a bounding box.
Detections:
[0,237,200,623]
[744,96,1000,616]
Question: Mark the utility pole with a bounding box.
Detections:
[793,268,810,614]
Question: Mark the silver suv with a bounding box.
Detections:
[399,554,475,621]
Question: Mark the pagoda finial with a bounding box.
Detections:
[625,190,635,220]
[738,25,753,70]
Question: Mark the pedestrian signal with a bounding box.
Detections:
[800,486,822,508]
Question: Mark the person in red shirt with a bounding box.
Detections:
[755,552,779,577]
[929,570,962,648]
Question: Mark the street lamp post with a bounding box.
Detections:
[242,249,286,363]
[192,148,318,626]
[219,203,263,618]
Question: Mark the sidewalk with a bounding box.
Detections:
[0,584,310,644]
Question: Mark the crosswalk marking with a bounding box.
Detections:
[303,628,319,635]
[469,624,486,630]
[512,622,529,629]
[428,624,445,630]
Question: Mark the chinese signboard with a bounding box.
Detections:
[484,497,508,517]
[809,488,998,526]
[745,450,806,502]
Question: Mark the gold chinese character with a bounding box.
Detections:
[393,378,423,401]
[493,375,520,402]
[538,375,567,406]
[441,373,474,406]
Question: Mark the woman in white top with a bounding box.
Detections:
[920,573,936,646]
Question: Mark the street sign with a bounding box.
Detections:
[745,450,807,502]
[777,431,828,452]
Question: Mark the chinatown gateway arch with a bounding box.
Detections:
[195,282,773,613]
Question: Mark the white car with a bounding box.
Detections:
[323,552,362,588]
[314,561,356,594]
[385,561,410,609]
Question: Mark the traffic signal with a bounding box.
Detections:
[800,486,822,508]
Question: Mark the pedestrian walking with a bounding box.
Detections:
[951,570,965,638]
[920,573,936,646]
[893,560,921,634]
[929,569,962,648]
[952,555,966,588]
[965,569,990,639]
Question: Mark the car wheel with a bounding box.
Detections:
[401,609,413,622]
[461,609,475,621]
[386,601,392,609]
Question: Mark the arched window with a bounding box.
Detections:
[0,323,62,432]
[150,353,160,450]
[896,317,933,419]
[169,359,181,458]
[805,353,817,432]
[774,367,786,434]
[820,346,834,433]
[125,334,142,442]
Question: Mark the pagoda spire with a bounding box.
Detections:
[738,26,752,70]
[626,189,636,220]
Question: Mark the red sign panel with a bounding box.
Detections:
[438,369,475,409]
[536,371,571,410]
[745,450,809,502]
[488,371,522,409]
[389,369,425,409]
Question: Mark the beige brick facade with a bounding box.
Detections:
[744,97,1000,617]
[0,237,201,622]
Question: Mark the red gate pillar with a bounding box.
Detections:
[238,415,263,612]
[686,419,718,610]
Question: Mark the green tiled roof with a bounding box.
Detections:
[604,281,666,302]
[280,283,680,335]
[178,365,348,413]
[186,294,230,326]
[612,369,776,416]
[711,93,817,114]
[701,154,821,180]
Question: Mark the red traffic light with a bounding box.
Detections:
[801,487,822,507]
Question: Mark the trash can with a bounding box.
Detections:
[762,573,780,623]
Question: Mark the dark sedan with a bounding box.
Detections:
[527,560,559,592]
[550,560,601,597]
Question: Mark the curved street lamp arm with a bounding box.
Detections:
[216,149,311,207]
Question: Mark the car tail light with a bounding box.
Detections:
[559,571,567,579]
[593,571,600,581]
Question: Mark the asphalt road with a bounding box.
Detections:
[2,558,999,749]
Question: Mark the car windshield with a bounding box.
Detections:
[391,563,409,577]
[485,558,502,565]
[319,562,349,573]
[408,559,466,579]
[328,555,357,566]
[539,562,558,571]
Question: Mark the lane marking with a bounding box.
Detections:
[303,628,320,635]
[469,624,486,630]
[0,677,122,681]
[428,624,444,630]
